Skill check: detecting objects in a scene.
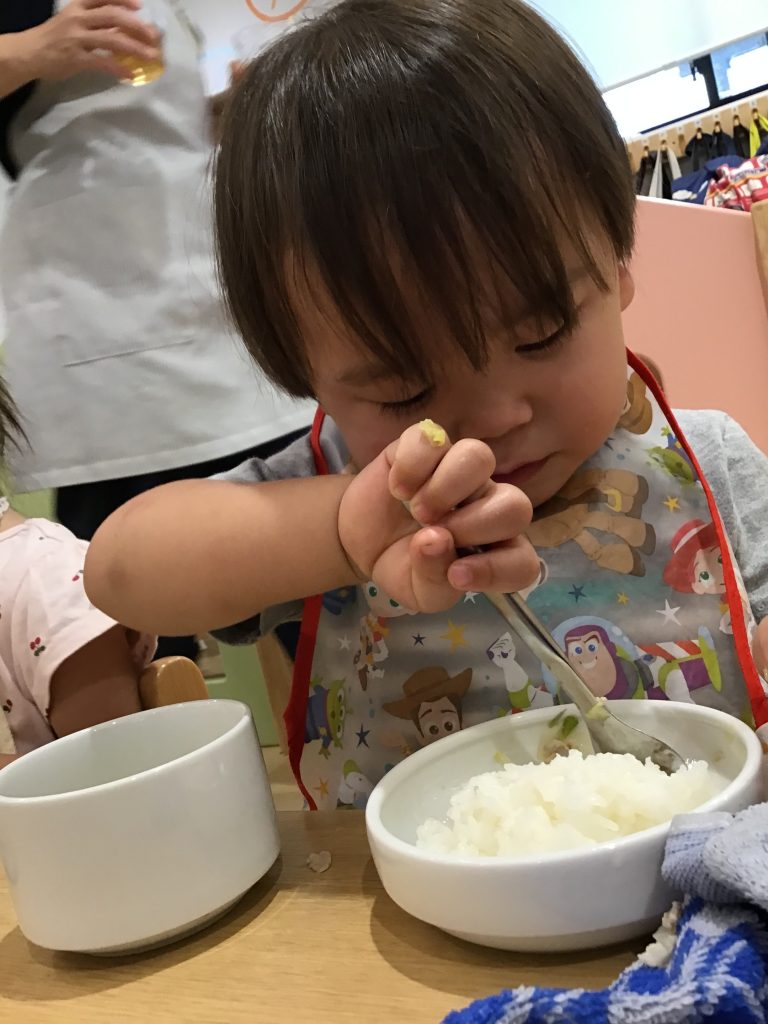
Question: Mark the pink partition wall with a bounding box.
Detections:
[624,197,768,453]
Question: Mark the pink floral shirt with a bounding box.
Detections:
[0,519,155,755]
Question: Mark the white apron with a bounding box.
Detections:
[284,355,768,810]
[0,0,311,490]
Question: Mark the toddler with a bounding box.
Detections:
[0,379,153,766]
[85,0,768,809]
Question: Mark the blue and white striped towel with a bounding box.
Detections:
[443,803,768,1024]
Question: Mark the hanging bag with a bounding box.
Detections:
[649,145,681,199]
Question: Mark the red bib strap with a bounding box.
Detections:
[284,407,328,809]
[628,349,765,726]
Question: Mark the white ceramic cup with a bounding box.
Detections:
[0,700,280,954]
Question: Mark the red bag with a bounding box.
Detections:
[706,156,768,212]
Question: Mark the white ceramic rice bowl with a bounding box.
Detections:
[366,700,764,952]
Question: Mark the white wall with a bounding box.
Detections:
[183,0,334,94]
[185,0,768,94]
[533,0,768,89]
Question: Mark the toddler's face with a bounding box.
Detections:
[303,254,634,509]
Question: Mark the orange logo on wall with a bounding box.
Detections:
[246,0,311,22]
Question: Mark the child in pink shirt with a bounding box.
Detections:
[0,380,154,765]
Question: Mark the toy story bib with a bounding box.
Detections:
[285,353,767,809]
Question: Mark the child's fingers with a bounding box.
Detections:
[447,537,540,594]
[410,439,496,524]
[386,422,452,501]
[409,526,463,612]
[441,485,533,547]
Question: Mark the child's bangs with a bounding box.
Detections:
[278,127,613,390]
[287,163,611,389]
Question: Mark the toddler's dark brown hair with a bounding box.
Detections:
[215,0,635,397]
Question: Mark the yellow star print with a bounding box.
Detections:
[440,620,468,651]
[663,496,681,512]
[315,778,329,798]
[617,592,629,605]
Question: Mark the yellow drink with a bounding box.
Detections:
[115,53,165,87]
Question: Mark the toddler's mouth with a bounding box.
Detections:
[492,457,548,488]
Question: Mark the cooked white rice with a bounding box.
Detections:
[416,751,720,858]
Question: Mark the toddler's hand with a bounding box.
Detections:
[338,421,539,613]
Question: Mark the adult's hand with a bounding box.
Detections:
[2,0,160,95]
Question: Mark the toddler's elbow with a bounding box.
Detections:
[84,521,129,620]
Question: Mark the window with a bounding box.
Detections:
[602,31,768,137]
[712,33,768,99]
[604,64,710,138]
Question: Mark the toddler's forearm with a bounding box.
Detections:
[85,476,357,636]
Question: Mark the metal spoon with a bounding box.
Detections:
[482,587,684,774]
[401,477,683,773]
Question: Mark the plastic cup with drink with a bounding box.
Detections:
[115,0,166,87]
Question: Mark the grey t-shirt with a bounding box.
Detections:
[214,409,768,643]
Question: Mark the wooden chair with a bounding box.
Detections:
[139,656,209,709]
[0,658,209,770]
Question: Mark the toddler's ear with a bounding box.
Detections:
[618,266,635,311]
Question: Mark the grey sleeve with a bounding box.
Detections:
[210,433,314,645]
[676,409,768,622]
[216,431,316,485]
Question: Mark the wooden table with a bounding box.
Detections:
[0,812,639,1023]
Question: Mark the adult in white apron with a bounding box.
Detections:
[0,0,311,655]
